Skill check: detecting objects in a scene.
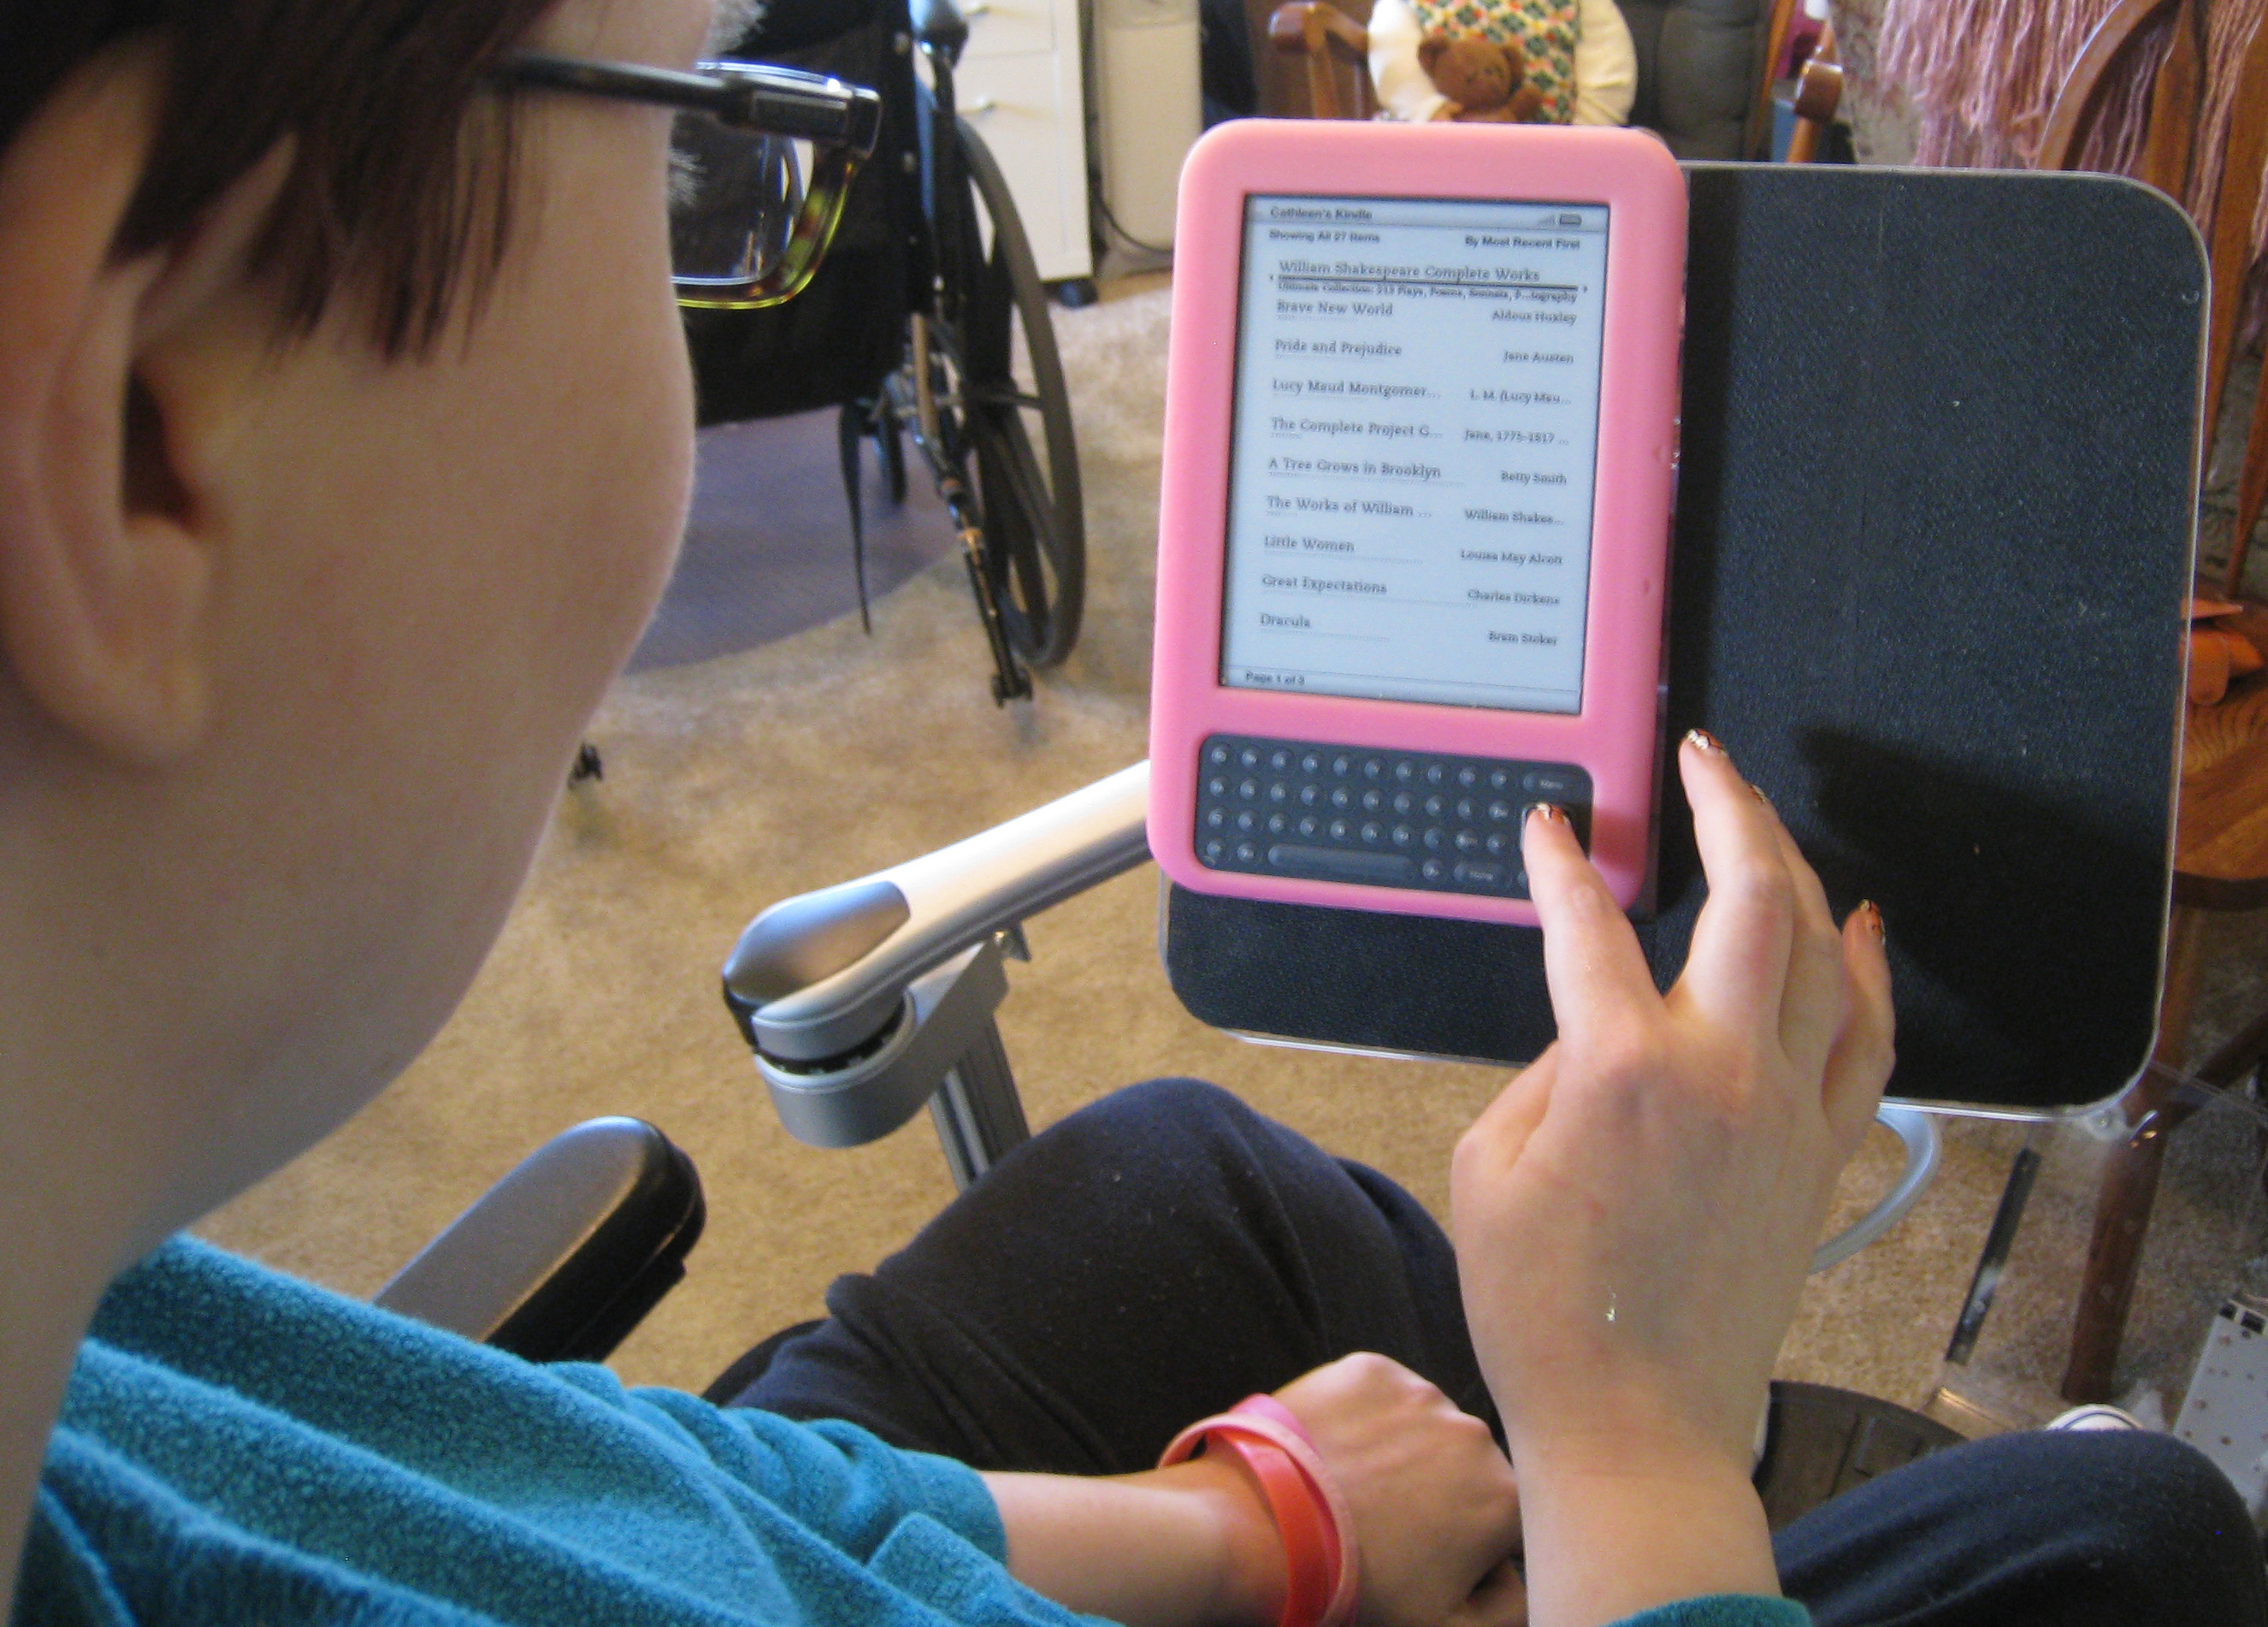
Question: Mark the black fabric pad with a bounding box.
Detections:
[1163,163,2202,1114]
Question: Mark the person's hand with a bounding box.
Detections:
[1449,731,1893,1626]
[1273,1352,1527,1627]
[986,1351,1521,1627]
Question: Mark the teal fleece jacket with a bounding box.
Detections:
[15,1239,1806,1627]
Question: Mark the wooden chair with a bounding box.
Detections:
[1267,0,1379,121]
[1265,0,1843,158]
[2029,0,2268,1402]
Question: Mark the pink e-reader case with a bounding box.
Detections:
[1147,120,1686,926]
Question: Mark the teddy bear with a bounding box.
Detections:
[1416,31,1549,123]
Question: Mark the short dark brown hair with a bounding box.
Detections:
[3,0,564,354]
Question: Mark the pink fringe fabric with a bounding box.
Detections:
[1879,0,2268,259]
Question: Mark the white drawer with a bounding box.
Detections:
[958,0,1055,58]
[952,50,1093,281]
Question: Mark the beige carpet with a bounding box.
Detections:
[198,280,2262,1424]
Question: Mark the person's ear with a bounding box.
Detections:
[0,42,291,765]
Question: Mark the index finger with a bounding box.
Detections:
[1521,804,1658,1043]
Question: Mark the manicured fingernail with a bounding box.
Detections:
[1684,729,1723,754]
[1527,802,1568,825]
[1857,900,1884,940]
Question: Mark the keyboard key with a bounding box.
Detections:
[1268,845,1415,883]
[1194,733,1580,901]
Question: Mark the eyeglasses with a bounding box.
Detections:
[500,52,883,309]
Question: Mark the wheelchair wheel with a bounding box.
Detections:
[950,119,1085,669]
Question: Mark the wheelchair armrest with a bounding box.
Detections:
[724,761,1152,1062]
[372,1117,706,1364]
[910,0,970,61]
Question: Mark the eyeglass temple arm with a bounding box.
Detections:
[504,52,881,156]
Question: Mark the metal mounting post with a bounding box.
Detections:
[928,1019,1031,1188]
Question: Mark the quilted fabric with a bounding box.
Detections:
[1411,0,1582,120]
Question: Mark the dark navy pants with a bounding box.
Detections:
[718,1078,2266,1626]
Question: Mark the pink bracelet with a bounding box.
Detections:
[1158,1394,1361,1627]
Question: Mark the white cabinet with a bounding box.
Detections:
[959,0,1057,56]
[943,0,1093,282]
[1089,0,1202,250]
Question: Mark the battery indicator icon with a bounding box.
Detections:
[1557,212,1582,226]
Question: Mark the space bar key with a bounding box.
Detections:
[1267,845,1415,883]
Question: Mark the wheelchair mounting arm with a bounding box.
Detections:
[726,761,1152,1062]
[722,763,1151,1174]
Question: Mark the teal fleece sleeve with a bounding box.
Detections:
[29,1239,1810,1627]
[82,1237,1007,1564]
[1615,1595,1810,1626]
[19,1237,1079,1627]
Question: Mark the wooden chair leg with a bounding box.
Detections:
[1304,19,1342,121]
[2059,903,2207,1402]
[2226,352,2268,596]
[2210,8,2268,595]
[1784,22,1842,165]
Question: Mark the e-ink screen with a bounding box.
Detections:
[1218,195,1608,713]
